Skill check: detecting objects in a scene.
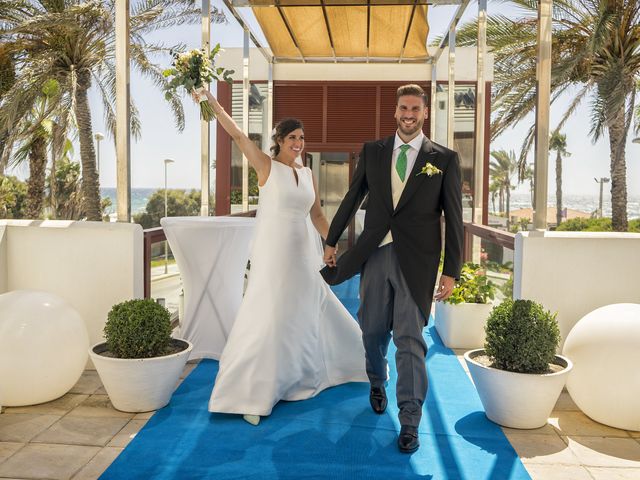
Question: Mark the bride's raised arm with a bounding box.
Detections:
[197,89,271,183]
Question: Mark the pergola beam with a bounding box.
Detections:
[269,56,430,63]
[366,0,371,63]
[320,0,338,62]
[398,0,419,63]
[232,0,462,6]
[276,1,306,62]
[221,0,273,63]
[429,0,469,66]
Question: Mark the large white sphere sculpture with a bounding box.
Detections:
[0,290,89,406]
[563,303,640,431]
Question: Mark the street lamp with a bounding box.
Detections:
[163,158,174,274]
[94,132,104,177]
[594,177,610,218]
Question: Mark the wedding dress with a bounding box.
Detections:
[208,159,368,417]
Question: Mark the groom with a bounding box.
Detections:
[321,84,463,453]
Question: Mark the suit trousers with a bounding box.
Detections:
[358,243,429,428]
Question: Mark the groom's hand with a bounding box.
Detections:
[435,275,455,301]
[323,245,338,268]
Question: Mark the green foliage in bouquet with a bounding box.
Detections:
[443,262,497,305]
[484,299,560,374]
[104,299,172,359]
[162,44,234,121]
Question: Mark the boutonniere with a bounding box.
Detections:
[417,162,442,177]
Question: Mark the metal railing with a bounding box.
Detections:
[462,221,515,263]
[144,217,514,298]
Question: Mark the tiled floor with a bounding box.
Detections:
[1,358,639,480]
[451,349,640,480]
[0,362,198,480]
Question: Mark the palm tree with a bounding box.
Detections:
[2,77,74,218]
[490,149,518,226]
[521,163,535,208]
[489,179,501,213]
[6,80,65,218]
[549,131,571,226]
[14,125,47,218]
[455,0,640,231]
[0,43,15,176]
[0,0,225,220]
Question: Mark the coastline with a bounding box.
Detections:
[100,188,640,220]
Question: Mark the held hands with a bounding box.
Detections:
[323,245,338,268]
[434,275,455,301]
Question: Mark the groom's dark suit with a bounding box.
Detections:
[321,133,463,428]
[321,135,463,319]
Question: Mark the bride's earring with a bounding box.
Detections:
[243,414,260,426]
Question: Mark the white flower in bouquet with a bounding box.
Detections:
[163,44,234,121]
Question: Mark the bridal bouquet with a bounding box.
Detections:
[163,44,234,121]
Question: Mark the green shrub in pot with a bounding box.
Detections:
[484,299,561,373]
[104,299,172,359]
[443,262,497,305]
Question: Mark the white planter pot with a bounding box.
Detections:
[89,339,193,413]
[434,302,493,349]
[464,349,572,429]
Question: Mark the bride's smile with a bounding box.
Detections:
[277,129,305,165]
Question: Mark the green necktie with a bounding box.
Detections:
[396,144,411,182]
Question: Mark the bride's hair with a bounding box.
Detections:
[270,118,304,157]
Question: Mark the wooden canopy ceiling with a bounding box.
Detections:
[241,0,437,63]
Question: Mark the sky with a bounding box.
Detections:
[10,1,639,198]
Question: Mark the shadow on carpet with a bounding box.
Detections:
[100,277,530,480]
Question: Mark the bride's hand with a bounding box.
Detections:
[191,87,205,104]
[323,245,338,267]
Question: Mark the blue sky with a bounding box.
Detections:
[16,1,639,199]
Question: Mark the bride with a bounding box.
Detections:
[197,89,368,425]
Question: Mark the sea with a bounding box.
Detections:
[101,188,640,220]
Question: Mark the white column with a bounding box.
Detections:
[200,0,211,216]
[430,64,437,138]
[268,61,274,142]
[447,25,456,149]
[533,0,552,230]
[115,0,131,222]
[473,0,487,226]
[242,29,250,212]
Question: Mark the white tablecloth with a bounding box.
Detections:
[161,216,255,360]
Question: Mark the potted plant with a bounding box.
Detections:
[464,299,572,429]
[434,262,497,349]
[89,299,193,413]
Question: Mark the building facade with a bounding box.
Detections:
[215,48,492,247]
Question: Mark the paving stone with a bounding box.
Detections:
[0,444,100,480]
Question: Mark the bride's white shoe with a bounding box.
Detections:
[243,414,260,426]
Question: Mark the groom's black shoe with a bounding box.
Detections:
[369,386,387,414]
[398,425,420,453]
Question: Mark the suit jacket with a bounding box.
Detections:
[320,135,463,320]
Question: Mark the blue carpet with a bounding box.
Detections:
[101,276,530,480]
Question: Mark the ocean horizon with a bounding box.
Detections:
[101,187,640,220]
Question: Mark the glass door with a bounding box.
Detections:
[306,151,357,251]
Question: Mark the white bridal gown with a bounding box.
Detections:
[208,159,368,416]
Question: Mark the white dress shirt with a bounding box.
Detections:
[379,131,425,247]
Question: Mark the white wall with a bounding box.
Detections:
[514,231,640,348]
[0,226,6,293]
[0,220,144,348]
[217,47,494,82]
